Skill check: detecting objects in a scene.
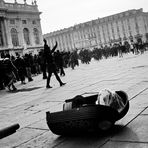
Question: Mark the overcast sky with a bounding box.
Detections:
[5,0,148,34]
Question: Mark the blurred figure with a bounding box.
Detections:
[118,42,123,58]
[54,50,65,76]
[0,57,5,90]
[24,54,33,82]
[69,50,79,69]
[3,55,17,91]
[38,50,47,79]
[14,53,26,84]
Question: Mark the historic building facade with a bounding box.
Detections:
[44,8,148,52]
[0,0,43,56]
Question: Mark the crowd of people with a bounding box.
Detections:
[0,39,148,91]
[0,53,36,91]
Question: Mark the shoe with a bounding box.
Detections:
[60,74,65,77]
[28,78,33,82]
[60,83,66,86]
[7,85,11,91]
[12,86,17,91]
[0,87,5,90]
[46,85,52,88]
[21,82,26,84]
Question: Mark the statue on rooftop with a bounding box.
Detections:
[0,0,4,3]
[34,0,37,5]
[0,0,4,7]
[24,0,26,4]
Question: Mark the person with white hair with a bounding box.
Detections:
[96,89,125,113]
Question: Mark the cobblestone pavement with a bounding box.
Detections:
[0,52,148,148]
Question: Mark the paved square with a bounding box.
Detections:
[0,52,148,147]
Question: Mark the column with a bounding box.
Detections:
[111,22,115,40]
[106,23,111,42]
[0,19,4,46]
[121,19,126,38]
[3,20,8,46]
[116,21,120,39]
[101,25,106,44]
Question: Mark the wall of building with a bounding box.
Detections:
[0,0,43,56]
[44,8,148,52]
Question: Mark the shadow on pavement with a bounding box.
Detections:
[50,125,129,147]
[56,124,125,138]
[52,125,140,148]
[8,86,42,93]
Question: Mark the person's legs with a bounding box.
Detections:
[42,64,47,79]
[53,68,66,86]
[60,67,65,76]
[28,67,33,81]
[19,69,26,84]
[0,75,4,90]
[46,70,52,88]
[11,83,17,91]
[7,73,17,91]
[25,67,33,82]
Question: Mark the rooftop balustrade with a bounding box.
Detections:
[0,1,39,13]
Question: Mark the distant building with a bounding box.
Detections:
[44,8,148,52]
[0,0,43,56]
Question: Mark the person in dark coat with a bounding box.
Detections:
[43,39,66,88]
[24,54,33,82]
[0,58,5,90]
[38,50,47,79]
[54,50,65,76]
[3,55,17,91]
[69,50,79,69]
[14,53,26,84]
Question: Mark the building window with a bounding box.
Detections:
[23,28,30,45]
[22,20,27,24]
[33,28,40,44]
[32,20,36,24]
[11,28,19,47]
[10,19,15,25]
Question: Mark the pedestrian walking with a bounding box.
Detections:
[3,55,17,91]
[54,50,65,76]
[118,43,123,58]
[43,39,66,88]
[69,50,79,69]
[0,57,5,90]
[14,53,26,84]
[24,54,33,82]
[38,50,47,79]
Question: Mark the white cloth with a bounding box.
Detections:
[96,89,125,113]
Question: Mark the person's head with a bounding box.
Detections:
[1,52,5,58]
[16,52,20,58]
[5,54,10,59]
[96,89,113,105]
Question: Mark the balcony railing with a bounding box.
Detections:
[3,2,39,13]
